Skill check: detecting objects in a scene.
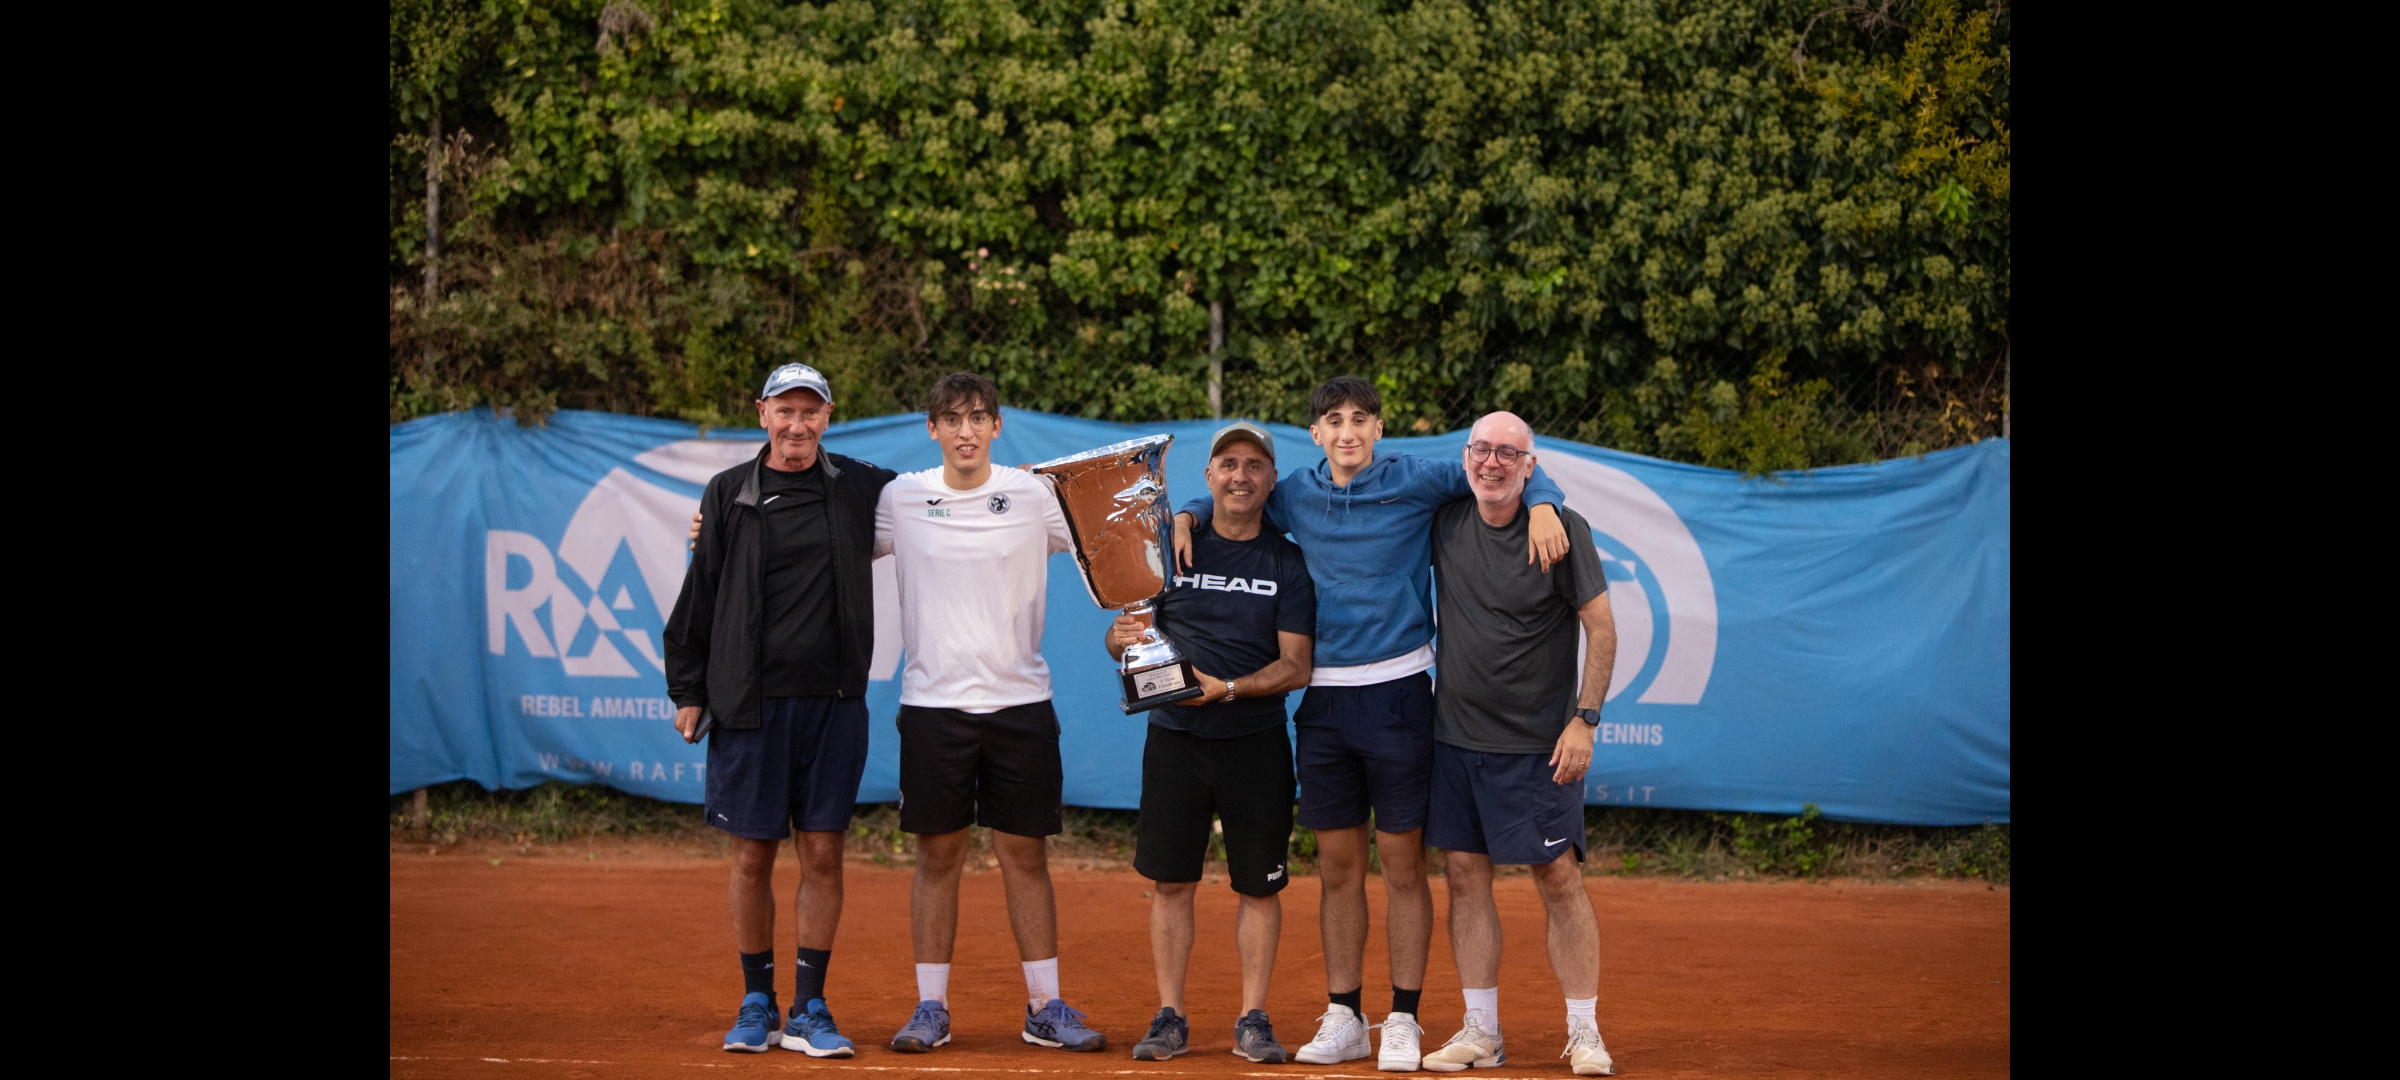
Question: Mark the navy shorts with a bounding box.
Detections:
[1425,741,1587,865]
[703,696,869,840]
[1291,672,1434,833]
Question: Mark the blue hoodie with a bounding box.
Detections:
[1182,454,1564,668]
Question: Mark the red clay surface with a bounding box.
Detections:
[391,853,2008,1079]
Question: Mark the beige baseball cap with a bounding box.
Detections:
[1208,420,1276,464]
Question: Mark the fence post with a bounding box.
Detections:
[421,110,441,375]
[1207,299,1224,419]
[410,787,429,829]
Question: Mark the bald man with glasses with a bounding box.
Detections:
[1419,411,1618,1076]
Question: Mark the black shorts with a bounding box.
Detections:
[1291,673,1435,833]
[1425,741,1586,865]
[896,700,1064,837]
[1135,724,1296,897]
[704,696,869,840]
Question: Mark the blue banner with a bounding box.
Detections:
[391,408,2007,825]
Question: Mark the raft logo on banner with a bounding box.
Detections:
[483,441,905,682]
[1538,453,1719,705]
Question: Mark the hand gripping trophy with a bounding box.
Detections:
[1030,434,1206,712]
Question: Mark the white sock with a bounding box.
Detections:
[915,963,951,1005]
[1566,996,1597,1026]
[1462,987,1500,1034]
[1023,956,1060,1010]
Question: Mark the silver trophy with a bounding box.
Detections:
[1029,434,1205,713]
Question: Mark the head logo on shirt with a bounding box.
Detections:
[1174,573,1278,596]
[988,493,1012,514]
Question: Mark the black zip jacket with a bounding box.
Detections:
[663,444,896,730]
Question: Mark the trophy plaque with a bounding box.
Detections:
[1029,434,1206,713]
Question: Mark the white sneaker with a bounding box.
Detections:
[1293,1006,1373,1065]
[1419,1010,1504,1072]
[1377,1011,1423,1072]
[1561,1017,1614,1076]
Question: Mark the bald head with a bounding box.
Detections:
[1463,411,1538,521]
[1469,411,1534,452]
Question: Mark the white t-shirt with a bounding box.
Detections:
[874,466,1074,710]
[1309,642,1436,687]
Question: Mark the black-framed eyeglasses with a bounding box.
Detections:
[1465,442,1527,465]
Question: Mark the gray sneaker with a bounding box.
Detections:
[888,1000,951,1053]
[1131,1007,1189,1060]
[1023,998,1107,1052]
[1232,1009,1288,1064]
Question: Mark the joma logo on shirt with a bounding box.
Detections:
[1172,574,1278,595]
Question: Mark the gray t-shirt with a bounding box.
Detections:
[1431,499,1608,754]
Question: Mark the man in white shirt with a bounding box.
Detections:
[875,372,1108,1055]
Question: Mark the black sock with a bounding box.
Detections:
[740,950,776,1000]
[794,947,832,1006]
[1331,988,1363,1019]
[1392,987,1422,1016]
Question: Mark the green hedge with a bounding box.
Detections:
[392,0,2007,466]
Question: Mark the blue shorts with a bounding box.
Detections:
[1425,741,1586,866]
[703,696,869,840]
[1291,673,1434,833]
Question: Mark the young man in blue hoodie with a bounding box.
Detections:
[1171,376,1570,1071]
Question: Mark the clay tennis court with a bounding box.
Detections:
[391,850,2006,1078]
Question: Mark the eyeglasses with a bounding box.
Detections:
[933,410,996,432]
[1465,442,1528,465]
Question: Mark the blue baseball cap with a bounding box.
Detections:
[759,363,834,405]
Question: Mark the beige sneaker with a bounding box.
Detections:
[1376,1011,1422,1072]
[1561,1018,1614,1076]
[1418,1011,1504,1072]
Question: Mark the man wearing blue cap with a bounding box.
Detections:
[665,362,895,1059]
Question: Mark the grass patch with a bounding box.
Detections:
[391,782,2007,884]
[392,779,711,847]
[1581,804,2009,884]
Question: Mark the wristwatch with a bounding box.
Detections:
[1574,707,1602,726]
[1225,679,1240,702]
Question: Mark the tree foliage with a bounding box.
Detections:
[391,0,2008,468]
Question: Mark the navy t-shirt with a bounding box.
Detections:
[1150,524,1317,738]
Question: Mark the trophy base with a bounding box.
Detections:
[1121,659,1205,714]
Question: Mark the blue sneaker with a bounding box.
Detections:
[889,1000,952,1053]
[723,992,777,1053]
[1024,998,1107,1052]
[781,998,855,1058]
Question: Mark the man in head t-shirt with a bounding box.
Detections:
[1420,411,1621,1078]
[1106,421,1315,1066]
